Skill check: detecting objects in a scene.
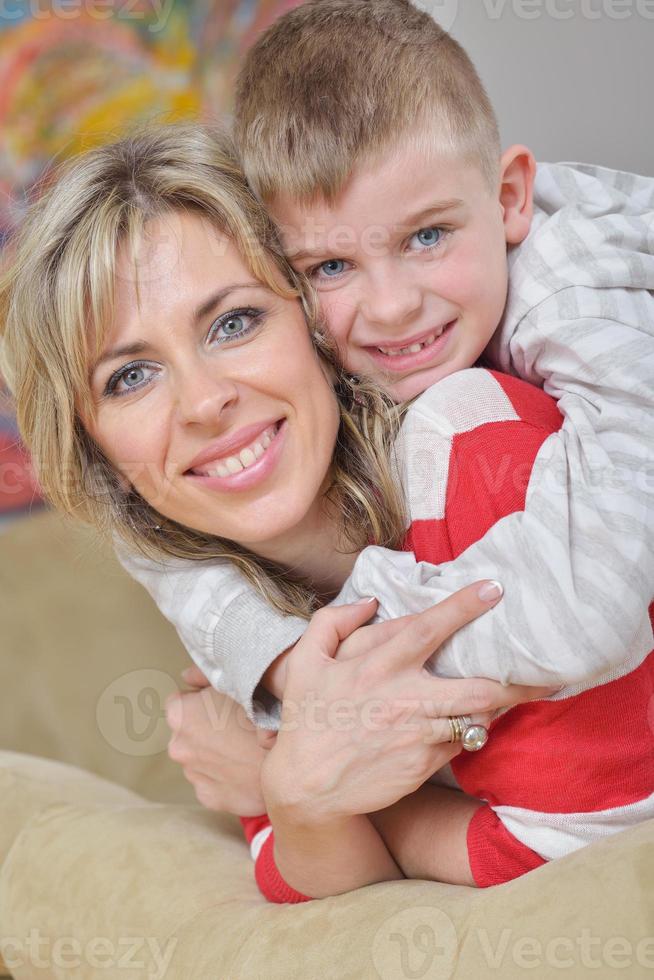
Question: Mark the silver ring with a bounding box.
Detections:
[447,715,489,752]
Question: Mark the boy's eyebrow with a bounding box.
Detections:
[400,198,466,228]
[90,281,260,377]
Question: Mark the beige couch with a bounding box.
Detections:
[1,511,653,979]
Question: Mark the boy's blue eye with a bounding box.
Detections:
[319,259,346,277]
[413,227,443,248]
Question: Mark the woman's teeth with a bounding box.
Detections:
[377,327,444,357]
[197,424,278,477]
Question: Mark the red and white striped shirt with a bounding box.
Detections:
[243,369,654,900]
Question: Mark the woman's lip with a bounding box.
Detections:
[185,419,287,493]
[185,417,284,473]
[364,320,456,373]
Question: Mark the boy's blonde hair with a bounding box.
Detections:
[0,124,406,617]
[235,0,501,203]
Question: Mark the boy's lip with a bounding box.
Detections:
[362,323,452,352]
[363,320,457,373]
[184,417,285,473]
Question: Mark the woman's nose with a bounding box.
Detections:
[175,363,239,427]
[359,265,423,329]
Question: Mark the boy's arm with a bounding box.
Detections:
[114,542,305,724]
[240,811,403,903]
[340,325,653,688]
[369,784,481,886]
[477,293,653,684]
[242,784,481,902]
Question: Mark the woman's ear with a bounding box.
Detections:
[498,145,537,246]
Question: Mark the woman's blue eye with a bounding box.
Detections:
[104,360,155,398]
[220,315,246,336]
[412,227,443,249]
[208,309,261,344]
[123,367,146,387]
[318,259,346,278]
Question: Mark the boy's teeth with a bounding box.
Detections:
[378,331,439,357]
[198,424,278,477]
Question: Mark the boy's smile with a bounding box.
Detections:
[270,142,535,402]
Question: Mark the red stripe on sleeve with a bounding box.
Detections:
[445,416,559,556]
[240,816,311,904]
[488,370,564,432]
[403,516,454,564]
[467,804,546,888]
[239,814,272,844]
[255,831,312,904]
[453,650,654,812]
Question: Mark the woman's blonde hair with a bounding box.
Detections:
[0,124,406,617]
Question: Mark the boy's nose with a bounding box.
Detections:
[359,272,423,329]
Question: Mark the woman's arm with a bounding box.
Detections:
[258,588,556,901]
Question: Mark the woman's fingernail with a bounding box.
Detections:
[181,668,193,681]
[478,580,504,603]
[355,596,377,604]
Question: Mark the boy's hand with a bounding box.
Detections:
[180,664,211,689]
[165,685,267,816]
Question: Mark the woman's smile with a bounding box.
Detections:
[185,418,287,492]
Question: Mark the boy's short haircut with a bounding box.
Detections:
[235,0,501,204]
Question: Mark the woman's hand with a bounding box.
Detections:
[165,680,268,816]
[259,582,556,896]
[262,583,555,823]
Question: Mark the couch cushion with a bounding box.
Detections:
[0,752,140,869]
[0,511,195,805]
[1,754,653,980]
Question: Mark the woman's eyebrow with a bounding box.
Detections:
[91,280,261,377]
[91,341,152,378]
[192,281,260,323]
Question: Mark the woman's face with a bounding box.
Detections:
[86,211,340,558]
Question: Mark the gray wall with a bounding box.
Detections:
[419,0,653,176]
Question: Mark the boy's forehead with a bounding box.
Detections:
[268,149,488,262]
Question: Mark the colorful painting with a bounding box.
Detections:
[0,0,302,522]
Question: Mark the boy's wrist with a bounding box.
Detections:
[260,644,293,700]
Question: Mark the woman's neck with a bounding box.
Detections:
[252,500,359,598]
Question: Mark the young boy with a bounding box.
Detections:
[119,0,654,899]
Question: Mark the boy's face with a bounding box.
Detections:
[270,143,535,402]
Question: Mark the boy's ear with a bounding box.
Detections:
[498,145,537,245]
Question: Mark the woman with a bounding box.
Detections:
[0,125,561,899]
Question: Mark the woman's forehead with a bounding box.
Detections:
[115,212,234,287]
